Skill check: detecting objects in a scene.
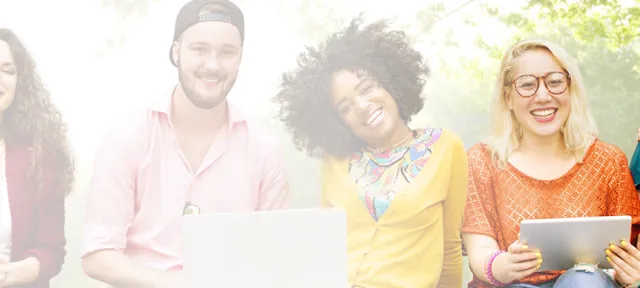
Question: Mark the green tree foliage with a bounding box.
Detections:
[102,0,640,155]
[478,0,640,155]
[100,0,163,49]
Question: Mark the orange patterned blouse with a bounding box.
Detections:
[462,140,640,287]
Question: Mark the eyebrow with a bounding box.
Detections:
[353,79,367,91]
[0,61,15,67]
[187,41,239,49]
[335,78,369,107]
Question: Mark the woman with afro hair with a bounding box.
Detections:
[274,16,468,288]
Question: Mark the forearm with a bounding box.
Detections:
[468,247,514,284]
[467,246,494,282]
[82,250,164,288]
[2,257,40,286]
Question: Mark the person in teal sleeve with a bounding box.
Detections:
[631,128,640,190]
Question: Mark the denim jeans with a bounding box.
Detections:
[507,264,619,288]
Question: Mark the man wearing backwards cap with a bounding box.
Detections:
[81,0,289,287]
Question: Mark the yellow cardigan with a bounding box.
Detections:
[321,129,468,288]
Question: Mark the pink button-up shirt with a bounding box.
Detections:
[82,91,289,271]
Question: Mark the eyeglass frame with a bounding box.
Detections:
[507,71,572,98]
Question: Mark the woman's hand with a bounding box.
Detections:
[495,240,543,283]
[0,257,40,287]
[608,240,640,286]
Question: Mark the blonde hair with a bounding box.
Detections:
[485,37,597,169]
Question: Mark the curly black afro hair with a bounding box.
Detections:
[273,16,429,158]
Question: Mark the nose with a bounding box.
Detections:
[534,82,552,102]
[203,56,221,72]
[353,96,372,114]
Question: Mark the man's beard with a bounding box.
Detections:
[178,67,234,110]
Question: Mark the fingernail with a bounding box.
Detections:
[606,249,611,255]
[607,256,611,262]
[536,264,540,269]
[536,252,542,259]
[522,245,528,250]
[621,240,627,247]
[610,244,616,250]
[538,258,543,264]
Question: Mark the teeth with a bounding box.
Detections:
[367,110,382,126]
[532,109,555,117]
[201,78,220,83]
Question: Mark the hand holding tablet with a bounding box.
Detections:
[607,240,640,287]
[519,216,632,271]
[499,239,543,282]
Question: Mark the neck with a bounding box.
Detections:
[171,84,228,133]
[518,131,568,158]
[370,124,412,149]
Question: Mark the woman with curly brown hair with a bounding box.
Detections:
[0,28,74,287]
[274,16,468,288]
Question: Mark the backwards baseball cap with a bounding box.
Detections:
[169,0,245,66]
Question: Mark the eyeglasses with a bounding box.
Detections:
[509,71,571,97]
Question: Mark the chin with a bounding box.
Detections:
[528,125,563,137]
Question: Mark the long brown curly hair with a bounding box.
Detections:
[0,28,75,196]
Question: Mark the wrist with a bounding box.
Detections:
[491,252,515,284]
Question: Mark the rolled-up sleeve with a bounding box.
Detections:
[82,118,144,257]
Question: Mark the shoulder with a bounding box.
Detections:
[422,128,462,149]
[467,142,490,158]
[241,114,283,156]
[5,143,32,158]
[320,154,347,178]
[467,142,494,170]
[106,105,156,145]
[232,104,286,167]
[118,105,158,138]
[438,128,464,148]
[93,105,157,165]
[4,143,31,174]
[426,128,466,161]
[587,139,629,165]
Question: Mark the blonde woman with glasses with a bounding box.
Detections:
[461,38,640,288]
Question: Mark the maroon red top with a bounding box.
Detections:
[6,144,66,288]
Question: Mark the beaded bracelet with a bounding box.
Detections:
[485,250,509,287]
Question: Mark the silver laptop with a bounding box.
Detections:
[182,208,348,288]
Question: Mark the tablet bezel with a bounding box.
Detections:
[519,215,631,271]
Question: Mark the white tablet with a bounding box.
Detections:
[519,215,632,271]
